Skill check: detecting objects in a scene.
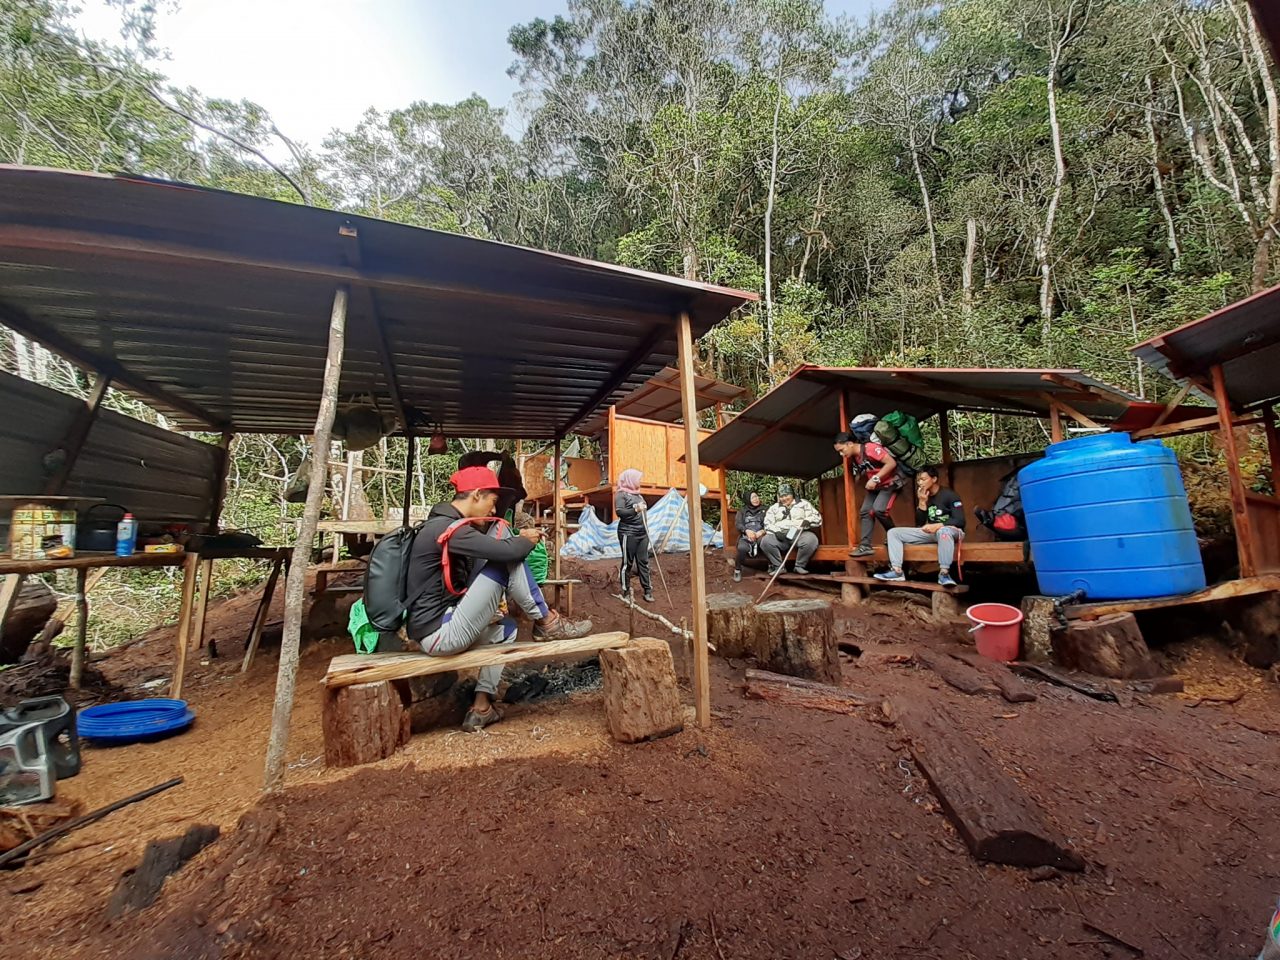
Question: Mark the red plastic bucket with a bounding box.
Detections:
[966,602,1024,662]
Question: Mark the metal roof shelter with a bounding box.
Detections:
[0,167,753,440]
[578,366,747,435]
[698,366,1134,478]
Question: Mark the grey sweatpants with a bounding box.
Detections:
[886,526,964,571]
[760,530,818,570]
[418,561,549,696]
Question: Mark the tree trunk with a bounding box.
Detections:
[707,592,757,659]
[1144,75,1182,269]
[752,598,839,683]
[961,217,977,315]
[600,637,684,743]
[1244,0,1280,290]
[321,679,410,767]
[763,86,784,378]
[1039,44,1069,339]
[263,285,349,792]
[910,137,945,309]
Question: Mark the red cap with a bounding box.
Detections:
[449,466,509,494]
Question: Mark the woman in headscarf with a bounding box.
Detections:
[614,468,653,602]
[733,491,767,582]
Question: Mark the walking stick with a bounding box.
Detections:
[756,532,800,603]
[640,508,674,606]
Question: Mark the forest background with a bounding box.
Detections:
[1,0,1275,643]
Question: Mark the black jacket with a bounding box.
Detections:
[406,502,535,638]
[615,491,648,537]
[736,503,766,536]
[915,488,966,530]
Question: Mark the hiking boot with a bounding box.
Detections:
[535,612,593,641]
[643,591,655,603]
[461,705,503,733]
[874,569,905,582]
[937,571,957,588]
[766,565,781,576]
[849,545,874,558]
[732,568,742,583]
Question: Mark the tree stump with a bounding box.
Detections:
[0,579,57,663]
[707,593,757,658]
[393,672,470,733]
[1052,612,1158,679]
[931,591,962,622]
[599,637,683,743]
[1020,596,1057,664]
[752,599,839,683]
[321,680,410,767]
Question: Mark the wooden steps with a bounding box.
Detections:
[322,631,630,688]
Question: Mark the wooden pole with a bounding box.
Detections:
[552,438,563,580]
[939,409,954,486]
[241,556,285,673]
[43,372,111,495]
[1049,402,1064,444]
[190,558,213,651]
[263,284,349,792]
[69,568,88,690]
[207,431,234,532]
[1212,363,1257,579]
[715,403,731,557]
[839,391,857,549]
[676,310,711,727]
[170,551,201,698]
[401,432,416,528]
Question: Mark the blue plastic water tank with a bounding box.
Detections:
[1018,433,1206,600]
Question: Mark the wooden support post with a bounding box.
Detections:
[552,438,563,581]
[676,310,711,727]
[1049,402,1064,444]
[838,391,857,549]
[1266,407,1280,493]
[1151,383,1191,430]
[207,432,234,532]
[242,556,284,672]
[1212,363,1257,579]
[264,283,350,792]
[0,574,26,647]
[170,551,201,699]
[68,568,88,690]
[401,432,416,529]
[607,403,617,490]
[43,372,111,495]
[939,409,954,486]
[715,403,730,557]
[189,558,213,651]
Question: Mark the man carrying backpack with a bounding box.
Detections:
[406,466,592,732]
[834,432,903,558]
[873,464,965,587]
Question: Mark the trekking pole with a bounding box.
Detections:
[756,533,800,603]
[640,509,674,606]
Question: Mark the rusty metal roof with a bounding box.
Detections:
[577,366,748,434]
[0,167,755,439]
[697,365,1134,479]
[1131,284,1280,410]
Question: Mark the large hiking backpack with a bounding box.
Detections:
[976,470,1027,542]
[850,411,929,476]
[848,413,878,443]
[880,410,925,451]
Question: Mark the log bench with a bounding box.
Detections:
[777,572,969,620]
[320,631,632,766]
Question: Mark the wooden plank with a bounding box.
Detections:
[1064,574,1280,620]
[891,698,1085,870]
[1049,402,1063,443]
[1039,392,1101,429]
[43,372,111,496]
[401,433,415,529]
[778,573,969,595]
[939,409,954,485]
[170,551,201,698]
[1130,411,1263,439]
[813,541,1029,565]
[1009,662,1118,702]
[323,631,631,688]
[189,558,213,651]
[0,553,182,576]
[1267,408,1280,498]
[914,649,999,696]
[540,578,583,586]
[552,438,563,581]
[312,559,368,574]
[839,391,858,548]
[1149,383,1191,430]
[677,310,711,728]
[316,520,401,534]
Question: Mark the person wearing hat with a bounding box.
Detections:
[406,465,592,732]
[760,484,822,575]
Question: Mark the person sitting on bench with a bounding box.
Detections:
[733,490,767,582]
[761,484,821,575]
[407,465,592,733]
[874,465,965,588]
[834,432,903,558]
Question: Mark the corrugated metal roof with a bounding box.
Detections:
[0,167,755,439]
[1131,284,1280,410]
[578,366,747,434]
[697,366,1135,479]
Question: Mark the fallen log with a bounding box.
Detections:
[743,668,874,715]
[914,649,999,697]
[1009,662,1118,702]
[891,698,1085,871]
[949,650,1037,704]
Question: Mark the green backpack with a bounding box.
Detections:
[880,410,925,450]
[874,412,929,475]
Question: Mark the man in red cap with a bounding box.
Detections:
[406,465,592,732]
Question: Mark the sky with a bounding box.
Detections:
[73,0,879,150]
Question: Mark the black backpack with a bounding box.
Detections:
[362,523,424,631]
[976,470,1027,542]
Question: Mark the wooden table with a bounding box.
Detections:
[0,547,289,698]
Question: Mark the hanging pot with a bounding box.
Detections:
[77,503,127,552]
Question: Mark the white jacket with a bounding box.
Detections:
[764,499,822,537]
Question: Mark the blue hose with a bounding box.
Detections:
[78,699,194,744]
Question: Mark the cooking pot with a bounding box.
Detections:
[77,503,127,552]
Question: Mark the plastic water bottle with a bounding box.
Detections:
[1258,901,1280,960]
[114,513,138,557]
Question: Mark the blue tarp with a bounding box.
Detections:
[560,488,723,560]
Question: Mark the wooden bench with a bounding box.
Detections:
[777,572,969,621]
[320,631,631,766]
[812,541,1029,566]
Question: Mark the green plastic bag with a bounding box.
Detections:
[347,598,380,655]
[527,540,549,584]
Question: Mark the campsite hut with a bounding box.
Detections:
[520,366,746,521]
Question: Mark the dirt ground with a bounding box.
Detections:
[2,555,1279,960]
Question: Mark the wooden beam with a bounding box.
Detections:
[68,568,89,690]
[1213,363,1257,578]
[43,372,111,495]
[1150,383,1192,430]
[170,551,201,699]
[560,323,671,439]
[1267,408,1280,493]
[241,556,285,673]
[207,432,234,532]
[710,383,837,468]
[264,283,350,792]
[0,301,225,430]
[1049,402,1063,443]
[716,403,731,553]
[552,438,563,581]
[401,433,415,529]
[1039,392,1101,430]
[1064,574,1280,620]
[838,391,857,549]
[607,403,617,490]
[1131,411,1263,439]
[1040,372,1134,407]
[676,310,711,728]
